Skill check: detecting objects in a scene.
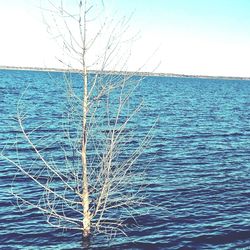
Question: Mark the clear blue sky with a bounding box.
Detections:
[1,0,250,76]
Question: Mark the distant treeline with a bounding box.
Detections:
[1,65,250,80]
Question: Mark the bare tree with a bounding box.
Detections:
[1,0,152,238]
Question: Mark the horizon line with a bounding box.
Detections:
[1,65,250,81]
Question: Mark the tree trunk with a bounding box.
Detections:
[82,65,90,237]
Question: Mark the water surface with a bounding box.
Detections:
[1,70,250,249]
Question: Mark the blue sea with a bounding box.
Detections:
[0,69,250,249]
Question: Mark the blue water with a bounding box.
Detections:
[1,69,250,249]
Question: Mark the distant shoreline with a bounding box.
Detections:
[1,65,250,81]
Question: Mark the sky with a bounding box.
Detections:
[1,0,250,77]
